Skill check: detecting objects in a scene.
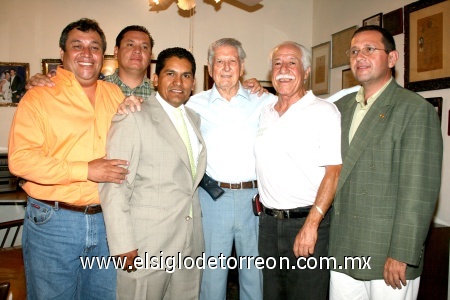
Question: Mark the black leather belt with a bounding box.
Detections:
[263,205,311,220]
[217,180,258,189]
[39,200,102,215]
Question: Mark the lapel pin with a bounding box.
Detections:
[379,114,385,118]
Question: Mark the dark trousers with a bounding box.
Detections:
[258,210,331,300]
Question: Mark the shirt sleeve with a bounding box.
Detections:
[8,94,88,184]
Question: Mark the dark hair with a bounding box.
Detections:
[155,47,196,76]
[115,25,154,49]
[59,18,107,53]
[353,25,396,51]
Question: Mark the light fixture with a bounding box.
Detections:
[149,0,262,11]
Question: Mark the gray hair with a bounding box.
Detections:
[207,38,247,65]
[268,41,311,71]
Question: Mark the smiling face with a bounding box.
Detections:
[115,30,152,75]
[271,44,310,100]
[60,29,103,87]
[153,57,195,108]
[350,30,398,91]
[209,45,244,93]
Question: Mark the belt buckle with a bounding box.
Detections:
[230,183,241,189]
[273,210,284,220]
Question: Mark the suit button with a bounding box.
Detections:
[362,190,367,195]
[185,216,191,221]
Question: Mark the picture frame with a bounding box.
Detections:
[311,42,330,95]
[0,61,30,106]
[42,59,62,75]
[331,26,357,68]
[404,0,450,92]
[425,97,443,123]
[383,8,403,36]
[363,13,382,27]
[203,65,213,91]
[342,68,359,89]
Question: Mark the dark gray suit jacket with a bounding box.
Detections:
[329,79,443,280]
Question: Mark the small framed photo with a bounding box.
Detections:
[203,65,213,91]
[311,42,330,95]
[42,58,62,75]
[425,97,443,122]
[383,8,403,36]
[0,61,30,106]
[342,68,359,89]
[331,26,357,69]
[363,13,383,27]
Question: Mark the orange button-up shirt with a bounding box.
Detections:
[8,67,124,205]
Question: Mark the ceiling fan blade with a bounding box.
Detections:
[234,0,262,6]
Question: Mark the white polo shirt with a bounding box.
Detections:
[254,91,342,209]
[186,83,277,182]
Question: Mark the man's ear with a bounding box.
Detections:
[207,63,213,78]
[388,50,399,68]
[114,46,119,59]
[60,48,64,62]
[304,67,311,82]
[152,73,158,89]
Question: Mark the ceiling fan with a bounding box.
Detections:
[149,0,263,11]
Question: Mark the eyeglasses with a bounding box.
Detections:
[346,46,391,58]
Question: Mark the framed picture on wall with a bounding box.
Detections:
[203,65,213,91]
[342,68,359,89]
[331,26,357,68]
[404,0,450,92]
[311,42,330,95]
[42,58,62,75]
[425,97,443,122]
[383,8,403,36]
[0,62,30,106]
[363,13,382,27]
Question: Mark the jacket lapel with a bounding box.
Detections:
[148,96,192,173]
[337,80,398,192]
[185,107,207,188]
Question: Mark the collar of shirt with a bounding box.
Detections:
[104,69,153,98]
[208,82,250,104]
[355,77,392,109]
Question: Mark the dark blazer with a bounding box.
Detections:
[10,75,24,103]
[329,79,443,280]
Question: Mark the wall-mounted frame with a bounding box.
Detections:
[425,97,443,123]
[260,81,276,95]
[311,42,330,95]
[41,59,62,75]
[363,13,382,27]
[404,0,450,92]
[203,65,213,91]
[383,8,403,36]
[0,62,30,106]
[331,26,357,68]
[342,68,360,89]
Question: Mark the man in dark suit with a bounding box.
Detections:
[329,25,443,299]
[10,68,24,103]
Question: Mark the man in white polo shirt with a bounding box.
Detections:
[254,41,342,299]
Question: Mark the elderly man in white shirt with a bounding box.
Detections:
[187,38,277,300]
[254,41,342,299]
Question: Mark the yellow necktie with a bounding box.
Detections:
[175,107,196,179]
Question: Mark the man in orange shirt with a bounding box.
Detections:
[8,18,129,300]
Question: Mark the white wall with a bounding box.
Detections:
[0,0,312,145]
[313,0,450,225]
